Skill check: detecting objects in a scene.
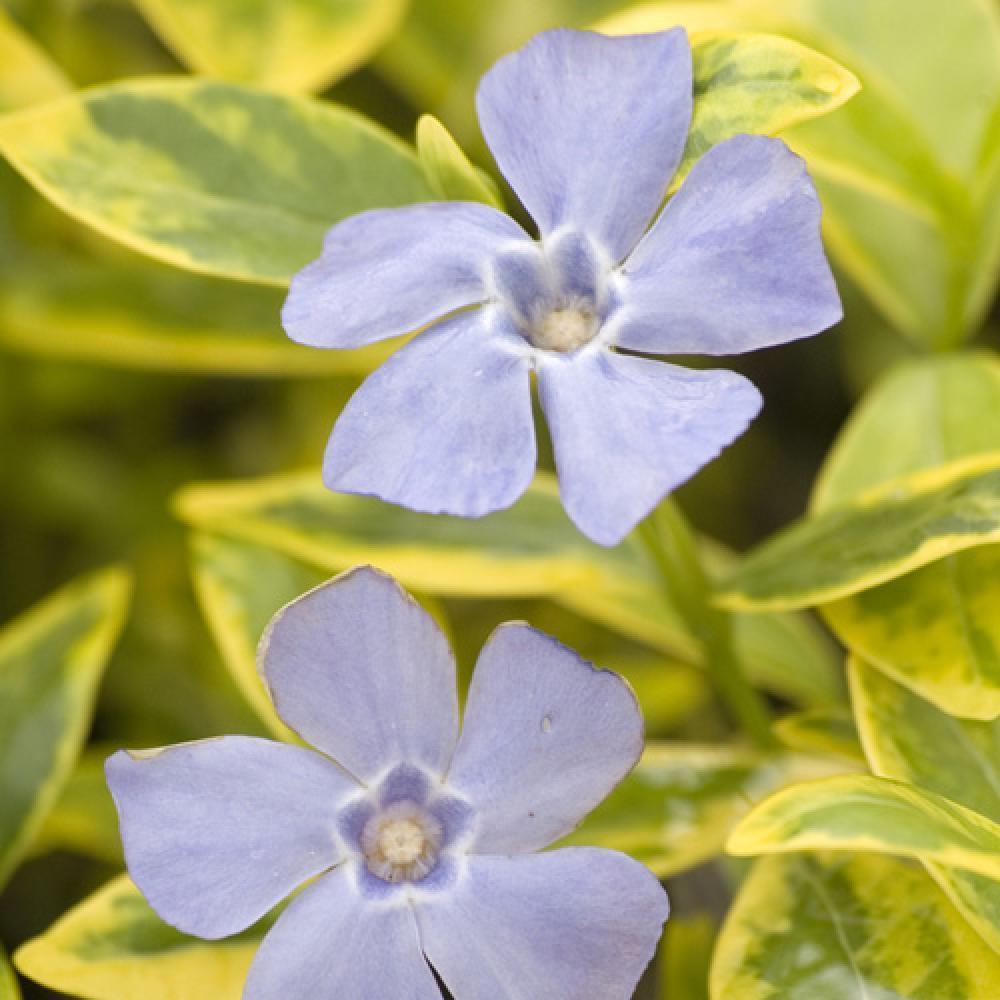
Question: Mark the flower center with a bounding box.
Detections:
[361,800,443,884]
[529,304,600,352]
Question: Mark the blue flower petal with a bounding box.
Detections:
[105,737,356,939]
[282,202,529,348]
[538,352,762,546]
[245,866,440,1000]
[446,623,642,854]
[262,567,459,784]
[476,28,692,261]
[615,135,842,355]
[417,850,668,1000]
[325,310,536,518]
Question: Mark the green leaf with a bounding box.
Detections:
[673,31,859,189]
[14,876,262,1000]
[0,78,434,285]
[718,455,1000,612]
[173,472,840,706]
[0,8,71,113]
[710,852,1000,999]
[0,947,19,1000]
[814,353,1000,719]
[773,706,864,763]
[132,0,406,93]
[416,114,501,208]
[31,747,122,866]
[0,567,130,889]
[850,657,1000,952]
[560,743,849,877]
[728,773,1000,879]
[0,247,396,375]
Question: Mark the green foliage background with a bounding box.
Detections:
[0,0,998,997]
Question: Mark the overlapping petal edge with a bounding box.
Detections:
[105,566,668,999]
[283,27,842,546]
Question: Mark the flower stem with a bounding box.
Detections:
[638,502,776,748]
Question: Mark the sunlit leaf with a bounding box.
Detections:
[773,706,863,763]
[133,0,407,93]
[850,657,1000,953]
[0,78,434,284]
[0,567,130,888]
[416,114,501,207]
[815,353,1000,718]
[14,876,262,1000]
[561,743,848,876]
[0,8,71,113]
[711,852,1000,999]
[174,472,840,706]
[728,774,1000,879]
[718,455,1000,612]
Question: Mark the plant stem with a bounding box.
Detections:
[638,502,776,748]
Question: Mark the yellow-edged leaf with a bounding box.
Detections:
[0,78,434,285]
[718,454,1000,612]
[850,657,1000,953]
[728,774,1000,879]
[0,947,19,1000]
[14,875,261,1000]
[0,567,130,888]
[813,353,1000,719]
[773,706,864,763]
[711,852,1000,999]
[133,0,406,93]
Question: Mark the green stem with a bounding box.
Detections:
[638,503,776,749]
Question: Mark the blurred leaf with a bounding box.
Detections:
[189,533,320,740]
[31,747,122,866]
[560,743,849,876]
[773,706,863,762]
[660,914,713,1000]
[850,657,1000,953]
[673,32,860,189]
[173,472,840,706]
[191,532,711,737]
[728,773,1000,879]
[719,455,1000,611]
[0,8,71,113]
[415,114,501,207]
[0,948,18,1000]
[132,0,407,93]
[710,852,1000,999]
[599,0,1000,346]
[14,875,261,1000]
[0,248,394,376]
[0,567,130,889]
[0,78,434,284]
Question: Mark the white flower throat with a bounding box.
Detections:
[361,800,444,883]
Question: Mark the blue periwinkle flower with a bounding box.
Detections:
[283,28,842,546]
[106,567,668,999]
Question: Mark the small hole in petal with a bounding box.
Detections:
[541,714,553,733]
